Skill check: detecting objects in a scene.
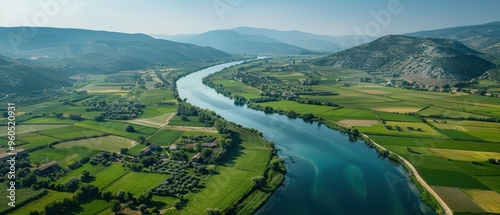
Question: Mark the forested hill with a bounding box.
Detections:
[0,27,231,74]
[313,35,496,86]
[0,55,70,94]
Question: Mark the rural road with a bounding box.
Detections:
[362,134,453,215]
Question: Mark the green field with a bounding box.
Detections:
[29,146,99,167]
[103,172,169,195]
[168,127,272,215]
[138,89,176,105]
[357,121,445,138]
[10,190,74,215]
[74,120,157,139]
[168,115,210,127]
[17,133,60,150]
[38,126,105,139]
[147,129,184,146]
[91,163,130,189]
[55,163,107,184]
[54,135,137,152]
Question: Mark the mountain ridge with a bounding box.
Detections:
[313,35,496,86]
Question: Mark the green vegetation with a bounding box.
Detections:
[147,129,184,146]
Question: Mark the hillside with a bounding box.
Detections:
[170,30,313,55]
[313,35,496,86]
[0,55,71,94]
[0,27,231,73]
[407,22,500,58]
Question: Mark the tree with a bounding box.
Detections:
[205,208,221,215]
[64,177,80,192]
[350,128,360,137]
[101,191,113,201]
[252,176,266,188]
[181,115,189,121]
[137,136,146,145]
[94,115,106,122]
[69,114,83,121]
[138,204,147,213]
[201,148,213,158]
[125,125,135,132]
[115,190,125,202]
[120,148,129,154]
[55,113,64,118]
[80,170,91,182]
[110,199,121,214]
[194,143,203,152]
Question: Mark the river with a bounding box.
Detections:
[176,61,435,215]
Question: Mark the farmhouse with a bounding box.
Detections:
[169,144,178,150]
[34,161,59,175]
[140,147,152,156]
[0,149,26,161]
[192,152,202,162]
[202,139,219,148]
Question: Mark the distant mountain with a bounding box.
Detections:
[313,35,496,86]
[0,27,231,73]
[0,55,70,94]
[168,30,313,55]
[406,22,500,58]
[230,27,376,52]
[156,27,377,53]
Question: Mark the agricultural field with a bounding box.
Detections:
[103,172,169,195]
[0,124,70,136]
[10,190,74,215]
[74,120,157,139]
[130,113,175,128]
[91,163,130,189]
[147,129,184,146]
[37,126,105,139]
[168,115,209,127]
[29,146,99,167]
[54,135,138,152]
[167,127,273,215]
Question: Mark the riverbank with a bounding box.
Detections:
[361,134,453,215]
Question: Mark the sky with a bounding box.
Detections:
[0,0,499,37]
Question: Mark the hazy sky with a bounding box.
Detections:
[0,0,499,36]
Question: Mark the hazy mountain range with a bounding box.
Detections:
[407,21,500,58]
[154,27,377,54]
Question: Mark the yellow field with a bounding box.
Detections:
[464,189,500,213]
[427,148,500,162]
[129,113,175,128]
[385,121,442,136]
[338,119,378,127]
[372,107,423,113]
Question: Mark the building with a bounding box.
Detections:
[169,144,178,150]
[34,161,59,175]
[0,149,26,161]
[201,139,219,148]
[192,152,202,162]
[140,147,152,156]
